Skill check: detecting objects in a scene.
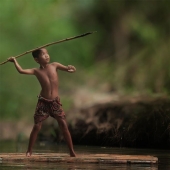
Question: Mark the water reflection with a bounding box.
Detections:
[0,162,158,170]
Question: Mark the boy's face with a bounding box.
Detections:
[35,48,50,64]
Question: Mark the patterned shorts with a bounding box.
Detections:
[34,96,65,124]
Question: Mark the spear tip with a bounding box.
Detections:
[88,31,97,34]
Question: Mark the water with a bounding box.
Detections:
[0,141,169,170]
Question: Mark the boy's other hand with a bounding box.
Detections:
[8,57,15,62]
[68,65,76,73]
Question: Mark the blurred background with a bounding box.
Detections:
[0,0,170,149]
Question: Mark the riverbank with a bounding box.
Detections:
[0,94,169,149]
[69,95,170,149]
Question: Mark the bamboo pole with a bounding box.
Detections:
[0,31,95,65]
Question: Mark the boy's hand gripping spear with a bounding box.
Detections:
[0,31,96,65]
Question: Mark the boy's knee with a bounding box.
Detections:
[58,119,68,130]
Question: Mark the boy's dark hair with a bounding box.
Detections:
[32,49,42,58]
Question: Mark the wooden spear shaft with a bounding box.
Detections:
[0,31,95,65]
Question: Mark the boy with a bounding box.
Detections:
[8,48,76,157]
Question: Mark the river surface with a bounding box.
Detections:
[0,140,169,170]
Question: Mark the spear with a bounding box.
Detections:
[0,31,96,65]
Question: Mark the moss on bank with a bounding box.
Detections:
[69,96,170,149]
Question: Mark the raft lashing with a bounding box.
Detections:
[0,153,158,164]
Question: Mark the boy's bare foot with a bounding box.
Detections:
[70,151,76,157]
[26,151,32,157]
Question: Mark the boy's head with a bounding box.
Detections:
[32,48,50,64]
[32,49,42,59]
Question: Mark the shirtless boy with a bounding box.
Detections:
[8,48,76,157]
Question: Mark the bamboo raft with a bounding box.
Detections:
[0,153,158,164]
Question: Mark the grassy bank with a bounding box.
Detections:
[69,96,170,149]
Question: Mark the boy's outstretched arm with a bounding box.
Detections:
[8,57,35,75]
[55,62,76,73]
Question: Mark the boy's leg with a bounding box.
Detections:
[56,117,76,157]
[26,122,42,157]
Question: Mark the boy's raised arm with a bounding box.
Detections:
[54,62,76,73]
[8,57,35,75]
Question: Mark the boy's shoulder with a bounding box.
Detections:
[50,62,62,67]
[51,62,60,65]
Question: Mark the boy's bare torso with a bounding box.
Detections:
[35,63,59,99]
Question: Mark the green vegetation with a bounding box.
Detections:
[0,0,169,121]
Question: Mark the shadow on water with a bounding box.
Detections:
[0,140,169,170]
